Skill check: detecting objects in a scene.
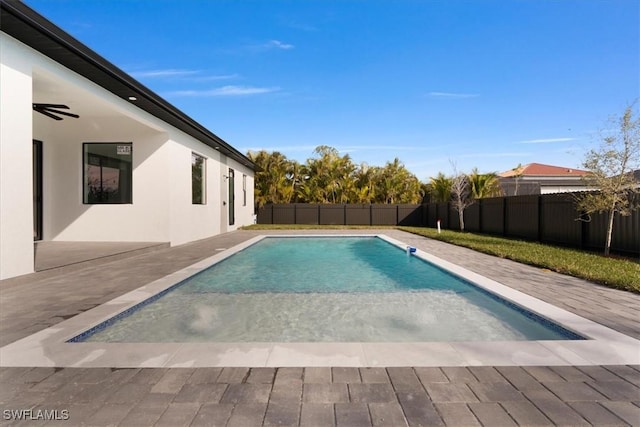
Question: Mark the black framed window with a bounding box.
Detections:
[228,168,235,225]
[192,153,206,204]
[83,143,132,204]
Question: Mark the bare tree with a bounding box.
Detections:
[576,103,640,255]
[512,163,523,196]
[450,161,473,231]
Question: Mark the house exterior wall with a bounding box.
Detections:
[540,185,591,195]
[0,34,34,279]
[230,159,256,228]
[34,115,171,243]
[167,135,223,246]
[0,33,255,279]
[500,176,590,196]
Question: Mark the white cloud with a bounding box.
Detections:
[168,85,280,97]
[427,92,480,99]
[339,145,434,152]
[129,69,240,82]
[217,40,295,55]
[129,69,200,78]
[518,137,577,144]
[191,74,239,82]
[245,145,318,153]
[265,40,295,50]
[458,151,531,159]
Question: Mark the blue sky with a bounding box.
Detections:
[27,0,638,180]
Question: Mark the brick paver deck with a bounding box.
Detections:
[1,229,639,426]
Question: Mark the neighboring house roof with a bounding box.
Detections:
[499,163,589,178]
[0,0,254,170]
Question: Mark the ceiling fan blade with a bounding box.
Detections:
[34,108,63,120]
[33,103,69,109]
[33,103,79,120]
[43,108,79,119]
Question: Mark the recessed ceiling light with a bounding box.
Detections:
[128,96,137,101]
[215,146,220,150]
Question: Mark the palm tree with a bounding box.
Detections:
[247,150,293,206]
[429,173,453,202]
[374,158,423,204]
[283,160,304,203]
[250,145,425,205]
[352,163,378,203]
[467,168,503,199]
[304,146,358,203]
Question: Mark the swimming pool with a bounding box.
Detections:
[72,236,583,343]
[2,232,638,368]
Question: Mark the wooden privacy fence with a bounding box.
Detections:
[257,203,425,227]
[428,193,639,256]
[256,194,639,256]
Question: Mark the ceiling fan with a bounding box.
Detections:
[33,103,79,121]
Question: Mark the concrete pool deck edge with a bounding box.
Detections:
[1,233,638,368]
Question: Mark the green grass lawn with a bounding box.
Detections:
[243,224,640,293]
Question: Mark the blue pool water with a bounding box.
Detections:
[77,237,583,342]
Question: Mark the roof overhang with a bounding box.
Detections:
[0,0,254,170]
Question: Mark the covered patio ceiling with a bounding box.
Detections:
[33,69,126,121]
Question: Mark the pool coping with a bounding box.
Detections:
[1,234,638,368]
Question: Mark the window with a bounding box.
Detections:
[192,153,206,204]
[228,168,235,225]
[242,174,247,206]
[83,143,132,204]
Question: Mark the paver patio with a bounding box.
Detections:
[1,229,638,426]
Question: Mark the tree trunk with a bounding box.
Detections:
[605,207,615,256]
[459,208,465,231]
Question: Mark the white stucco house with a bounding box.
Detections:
[0,1,255,280]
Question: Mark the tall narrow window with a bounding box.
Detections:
[242,174,247,206]
[83,143,132,204]
[192,153,206,204]
[228,168,235,225]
